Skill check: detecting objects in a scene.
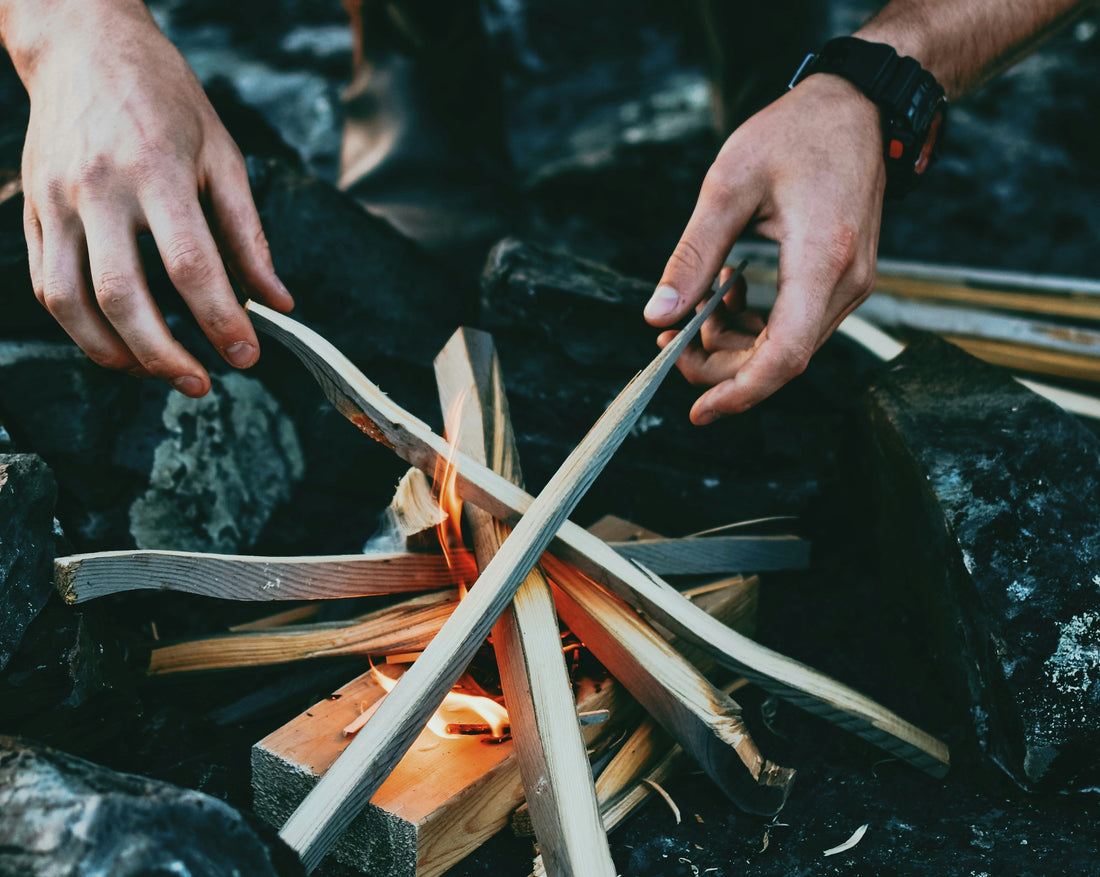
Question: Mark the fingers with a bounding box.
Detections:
[139,173,261,371]
[686,229,857,424]
[204,146,294,313]
[644,164,758,327]
[82,203,210,396]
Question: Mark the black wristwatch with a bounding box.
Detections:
[789,36,947,197]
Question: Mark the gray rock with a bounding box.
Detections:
[865,333,1100,790]
[129,371,304,552]
[0,735,304,877]
[0,454,57,670]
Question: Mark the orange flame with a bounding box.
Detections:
[343,665,509,740]
[435,390,470,595]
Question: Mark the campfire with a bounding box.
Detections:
[51,273,951,876]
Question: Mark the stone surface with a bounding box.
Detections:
[0,453,57,670]
[0,346,304,554]
[0,735,304,877]
[865,334,1100,791]
[128,371,304,552]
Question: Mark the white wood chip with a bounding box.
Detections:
[823,823,869,857]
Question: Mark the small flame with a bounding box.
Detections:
[348,665,508,740]
[435,390,470,594]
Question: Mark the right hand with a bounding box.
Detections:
[12,0,293,396]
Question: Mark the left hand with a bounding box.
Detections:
[644,73,886,424]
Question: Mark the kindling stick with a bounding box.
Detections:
[274,267,741,872]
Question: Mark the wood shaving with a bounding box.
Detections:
[823,823,870,857]
[642,778,681,824]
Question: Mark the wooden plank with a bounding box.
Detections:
[435,327,614,877]
[53,549,476,604]
[546,555,794,815]
[147,591,457,675]
[608,534,810,575]
[836,315,1100,420]
[945,335,1100,383]
[366,468,449,552]
[857,294,1100,359]
[252,644,631,876]
[270,270,738,871]
[248,288,950,787]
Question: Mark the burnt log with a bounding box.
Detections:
[865,333,1100,790]
[0,735,303,877]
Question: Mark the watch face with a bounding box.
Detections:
[915,104,946,175]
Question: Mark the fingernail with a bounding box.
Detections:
[225,341,256,368]
[172,376,204,396]
[644,285,680,321]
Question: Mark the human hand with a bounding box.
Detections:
[644,73,885,424]
[8,0,293,396]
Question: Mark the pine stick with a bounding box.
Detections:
[248,266,949,790]
[545,555,794,815]
[272,269,738,872]
[147,591,457,675]
[607,534,810,575]
[436,327,614,877]
[54,549,476,604]
[836,315,1100,420]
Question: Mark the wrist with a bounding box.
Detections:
[1,0,152,90]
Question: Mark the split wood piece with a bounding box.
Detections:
[513,577,757,839]
[230,604,323,632]
[945,335,1100,383]
[247,285,949,784]
[147,591,457,675]
[367,468,448,552]
[53,549,477,604]
[252,660,631,877]
[836,315,1100,421]
[436,327,614,877]
[269,270,737,871]
[591,514,808,576]
[608,534,809,575]
[733,239,1100,323]
[546,555,794,815]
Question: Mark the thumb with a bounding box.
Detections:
[644,170,757,327]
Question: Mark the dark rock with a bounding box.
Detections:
[0,596,131,720]
[865,333,1100,790]
[0,344,304,553]
[0,735,304,877]
[0,453,57,670]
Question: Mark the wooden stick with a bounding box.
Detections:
[546,555,794,815]
[608,534,810,575]
[229,604,323,631]
[836,314,1100,420]
[272,269,738,871]
[53,549,476,604]
[147,591,457,675]
[436,327,614,877]
[248,272,949,785]
[944,335,1100,383]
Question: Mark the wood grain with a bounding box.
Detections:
[54,549,476,604]
[436,327,614,877]
[546,555,794,815]
[147,591,457,675]
[268,269,738,871]
[608,534,810,575]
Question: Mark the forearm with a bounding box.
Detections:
[856,0,1095,99]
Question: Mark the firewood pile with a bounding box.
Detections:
[45,290,955,876]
